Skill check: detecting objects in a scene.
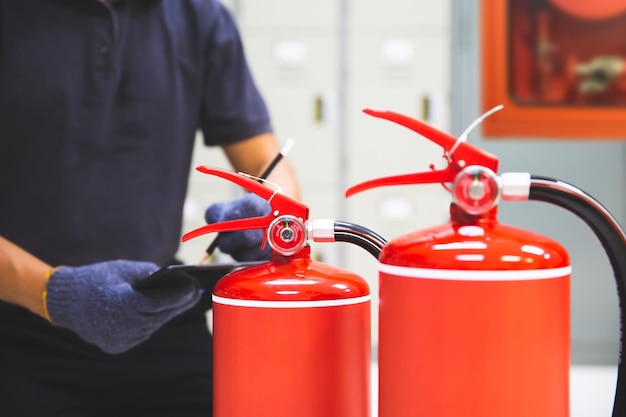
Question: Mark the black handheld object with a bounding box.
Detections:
[135,262,264,290]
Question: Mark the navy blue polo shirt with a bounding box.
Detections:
[0,0,272,266]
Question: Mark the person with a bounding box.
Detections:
[0,0,300,416]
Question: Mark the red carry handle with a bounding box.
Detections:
[345,108,500,197]
[182,167,308,243]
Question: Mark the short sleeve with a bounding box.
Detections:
[200,2,272,146]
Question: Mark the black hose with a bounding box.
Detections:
[333,220,387,259]
[529,176,626,417]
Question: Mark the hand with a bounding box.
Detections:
[45,260,201,354]
[204,193,271,261]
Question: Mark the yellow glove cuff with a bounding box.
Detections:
[42,267,60,323]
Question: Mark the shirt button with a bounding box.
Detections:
[99,44,110,55]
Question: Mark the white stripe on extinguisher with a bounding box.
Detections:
[379,263,571,281]
[212,294,371,308]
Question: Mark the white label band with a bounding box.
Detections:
[379,263,571,281]
[212,294,371,308]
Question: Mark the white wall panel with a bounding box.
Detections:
[350,0,450,29]
[237,0,338,30]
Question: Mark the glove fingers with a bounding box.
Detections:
[133,268,201,291]
[218,229,263,252]
[230,244,272,262]
[205,193,271,224]
[112,260,161,287]
[45,260,199,355]
[131,269,201,313]
[136,282,201,313]
[76,291,201,355]
[205,194,272,261]
[204,201,229,224]
[222,194,271,221]
[218,229,271,261]
[99,304,198,354]
[144,301,201,331]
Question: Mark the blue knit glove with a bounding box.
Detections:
[205,193,271,261]
[45,260,201,354]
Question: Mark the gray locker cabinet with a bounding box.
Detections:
[344,0,453,351]
[241,33,340,191]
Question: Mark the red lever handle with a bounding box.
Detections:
[181,167,308,242]
[345,108,499,197]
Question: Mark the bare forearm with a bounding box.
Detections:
[223,132,301,200]
[263,157,300,200]
[0,236,51,318]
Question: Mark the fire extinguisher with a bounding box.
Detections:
[182,166,386,417]
[346,107,572,417]
[347,107,626,417]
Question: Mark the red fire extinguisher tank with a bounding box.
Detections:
[213,248,370,417]
[379,205,569,417]
[347,108,571,417]
[183,167,371,417]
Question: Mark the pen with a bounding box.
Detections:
[201,137,295,261]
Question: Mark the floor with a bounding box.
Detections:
[369,364,618,417]
[570,366,618,417]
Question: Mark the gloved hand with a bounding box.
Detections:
[44,260,201,354]
[204,193,271,261]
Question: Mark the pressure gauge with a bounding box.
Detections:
[268,215,307,256]
[452,165,501,215]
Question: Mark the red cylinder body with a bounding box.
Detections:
[378,204,570,417]
[212,247,371,417]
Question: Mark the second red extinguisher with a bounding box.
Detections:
[347,108,571,417]
[183,167,385,417]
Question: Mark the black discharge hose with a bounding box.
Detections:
[529,176,626,417]
[332,220,387,259]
